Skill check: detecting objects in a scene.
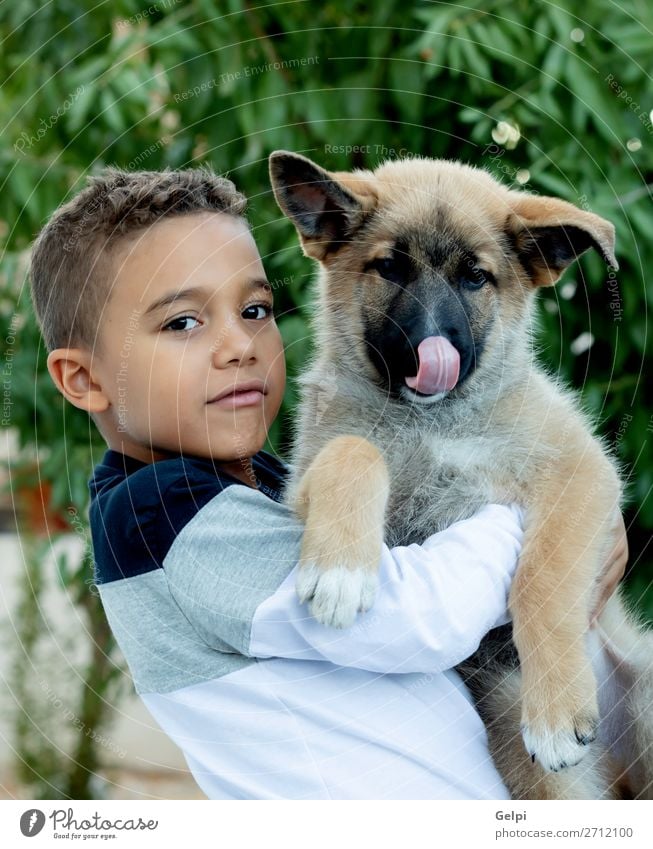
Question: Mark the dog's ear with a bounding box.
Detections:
[269,151,377,261]
[506,193,618,287]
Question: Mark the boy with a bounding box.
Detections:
[30,167,626,800]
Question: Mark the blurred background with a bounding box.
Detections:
[1,0,651,800]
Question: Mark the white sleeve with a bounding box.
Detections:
[249,503,524,673]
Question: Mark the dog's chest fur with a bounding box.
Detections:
[287,364,555,548]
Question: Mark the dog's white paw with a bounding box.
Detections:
[521,715,598,773]
[296,562,378,628]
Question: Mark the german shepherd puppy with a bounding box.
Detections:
[268,151,653,799]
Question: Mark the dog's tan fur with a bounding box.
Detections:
[269,151,653,799]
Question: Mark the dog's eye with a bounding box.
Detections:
[460,267,489,290]
[371,257,401,281]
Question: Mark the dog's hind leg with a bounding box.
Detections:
[470,665,617,799]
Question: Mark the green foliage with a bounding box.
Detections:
[1,0,652,794]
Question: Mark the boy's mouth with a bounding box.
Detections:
[208,379,267,409]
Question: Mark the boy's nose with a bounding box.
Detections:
[211,319,257,367]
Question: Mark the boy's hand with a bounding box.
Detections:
[590,508,628,626]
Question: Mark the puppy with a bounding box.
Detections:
[269,151,652,798]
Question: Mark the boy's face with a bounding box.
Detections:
[88,211,286,465]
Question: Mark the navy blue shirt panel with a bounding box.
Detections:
[88,449,290,586]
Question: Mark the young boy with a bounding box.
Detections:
[30,167,626,800]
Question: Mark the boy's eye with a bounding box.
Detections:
[163,315,201,332]
[243,303,273,320]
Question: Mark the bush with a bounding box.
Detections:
[1,0,651,795]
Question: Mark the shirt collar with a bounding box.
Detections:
[92,448,289,501]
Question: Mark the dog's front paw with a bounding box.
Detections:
[521,710,599,772]
[296,563,378,628]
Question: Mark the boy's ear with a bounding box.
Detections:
[47,349,110,413]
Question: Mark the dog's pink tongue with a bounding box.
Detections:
[404,336,460,395]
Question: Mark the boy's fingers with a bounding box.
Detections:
[591,558,626,623]
[590,510,628,626]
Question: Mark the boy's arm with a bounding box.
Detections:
[162,484,524,674]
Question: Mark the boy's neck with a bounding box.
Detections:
[107,440,259,489]
[108,439,178,465]
[215,458,258,488]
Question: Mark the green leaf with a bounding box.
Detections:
[564,56,621,144]
[66,83,98,134]
[8,165,40,222]
[458,32,491,81]
[541,43,567,93]
[99,88,126,134]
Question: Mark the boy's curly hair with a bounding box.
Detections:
[29,166,248,353]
